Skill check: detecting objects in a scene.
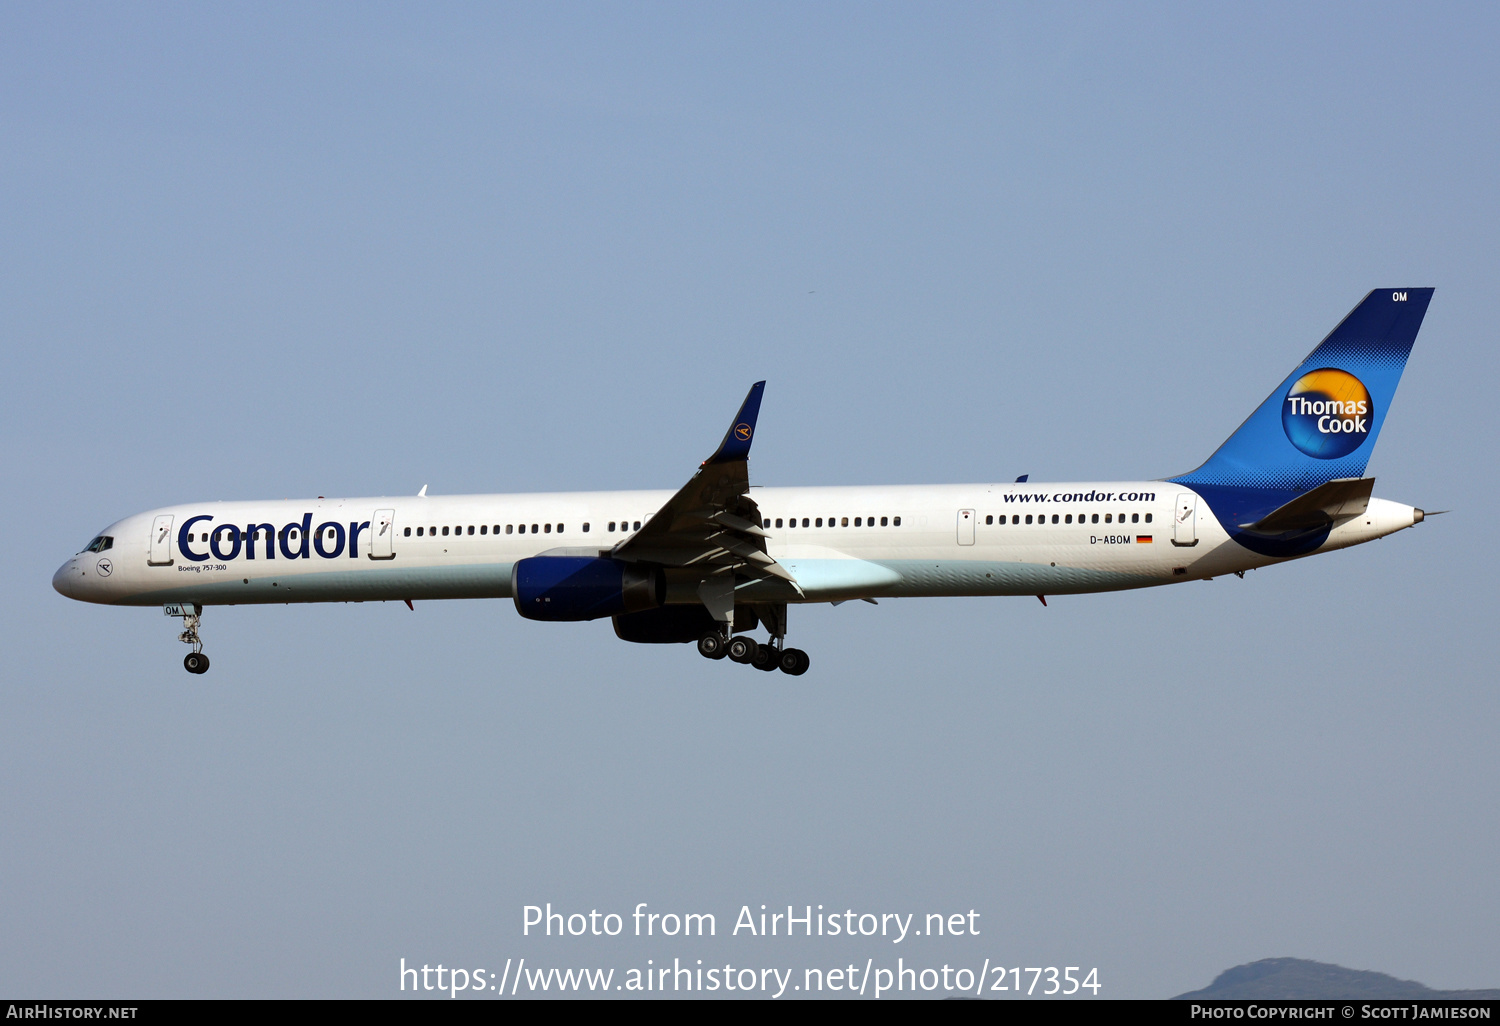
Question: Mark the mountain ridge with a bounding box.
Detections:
[1174,958,1500,1000]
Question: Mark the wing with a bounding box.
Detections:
[610,382,802,614]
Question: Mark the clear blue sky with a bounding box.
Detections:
[3,2,1496,998]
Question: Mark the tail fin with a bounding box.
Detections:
[1172,288,1433,492]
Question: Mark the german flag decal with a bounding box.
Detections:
[1136,535,1153,543]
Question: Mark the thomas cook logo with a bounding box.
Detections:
[1282,368,1373,459]
[734,423,753,441]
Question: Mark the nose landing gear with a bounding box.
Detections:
[170,604,210,674]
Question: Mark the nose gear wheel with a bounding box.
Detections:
[173,607,210,674]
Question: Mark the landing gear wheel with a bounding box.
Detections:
[727,636,759,664]
[175,607,208,673]
[697,632,728,660]
[751,645,779,671]
[778,648,810,676]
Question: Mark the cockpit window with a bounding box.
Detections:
[81,536,114,553]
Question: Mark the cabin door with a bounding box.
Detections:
[370,509,397,559]
[957,508,976,545]
[1172,494,1199,547]
[148,515,174,565]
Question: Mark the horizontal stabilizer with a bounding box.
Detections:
[1240,477,1374,533]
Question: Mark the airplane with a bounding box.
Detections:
[54,288,1436,676]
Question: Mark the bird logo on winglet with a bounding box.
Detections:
[734,423,753,441]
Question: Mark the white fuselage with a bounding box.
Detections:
[53,481,1422,608]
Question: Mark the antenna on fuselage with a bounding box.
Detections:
[417,484,428,497]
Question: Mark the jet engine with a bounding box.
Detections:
[511,556,664,622]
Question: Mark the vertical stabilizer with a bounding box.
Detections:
[1170,289,1433,556]
[1173,289,1432,492]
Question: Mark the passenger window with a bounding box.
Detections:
[480,525,487,535]
[582,523,590,533]
[532,524,540,533]
[854,517,862,527]
[609,522,616,532]
[893,516,901,526]
[1025,515,1033,525]
[1065,514,1072,524]
[1052,514,1059,524]
[1132,513,1139,524]
[544,524,551,534]
[1091,514,1098,524]
[633,521,640,531]
[1145,513,1153,524]
[881,516,888,526]
[985,515,993,525]
[506,525,513,535]
[815,518,823,527]
[518,524,525,534]
[775,519,783,528]
[841,517,848,527]
[442,526,449,536]
[467,525,474,535]
[1104,514,1111,523]
[404,527,411,537]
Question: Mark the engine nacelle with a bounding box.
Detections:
[512,556,663,622]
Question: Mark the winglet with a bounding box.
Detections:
[704,381,766,465]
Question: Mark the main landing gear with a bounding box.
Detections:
[174,605,210,674]
[697,629,810,676]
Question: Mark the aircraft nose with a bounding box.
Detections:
[53,560,78,599]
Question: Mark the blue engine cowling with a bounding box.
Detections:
[512,556,664,622]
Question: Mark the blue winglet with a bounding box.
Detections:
[704,381,766,465]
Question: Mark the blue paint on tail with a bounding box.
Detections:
[1170,289,1433,555]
